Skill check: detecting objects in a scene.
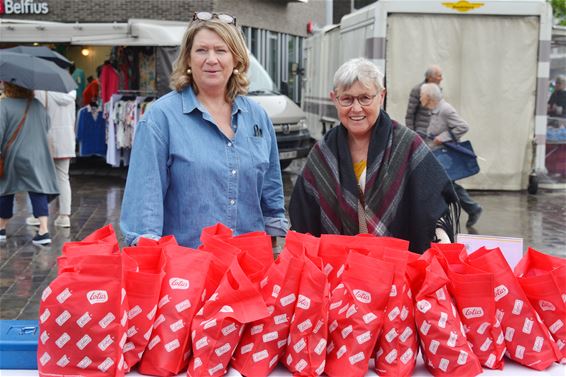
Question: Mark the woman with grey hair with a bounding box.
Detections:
[289,58,459,253]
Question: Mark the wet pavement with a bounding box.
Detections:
[0,158,565,320]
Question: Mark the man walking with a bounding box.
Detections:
[420,83,482,228]
[405,65,443,138]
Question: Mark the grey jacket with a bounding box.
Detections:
[0,98,59,196]
[405,82,431,138]
[426,99,469,151]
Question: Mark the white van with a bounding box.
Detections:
[247,54,312,169]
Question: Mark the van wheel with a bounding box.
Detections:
[280,160,292,170]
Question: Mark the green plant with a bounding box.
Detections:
[550,0,566,26]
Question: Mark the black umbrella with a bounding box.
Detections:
[0,51,77,93]
[3,46,73,68]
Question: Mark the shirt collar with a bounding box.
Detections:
[181,86,248,115]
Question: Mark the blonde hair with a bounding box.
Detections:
[3,82,33,99]
[169,19,249,102]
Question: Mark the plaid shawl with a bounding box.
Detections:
[289,110,458,253]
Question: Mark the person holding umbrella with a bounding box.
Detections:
[25,89,77,229]
[0,82,58,245]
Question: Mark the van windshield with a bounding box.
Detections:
[248,54,279,95]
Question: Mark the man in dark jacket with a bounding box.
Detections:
[405,65,443,138]
[548,75,566,118]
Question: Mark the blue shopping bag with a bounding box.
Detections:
[433,140,480,181]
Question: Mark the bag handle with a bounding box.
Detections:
[2,99,32,157]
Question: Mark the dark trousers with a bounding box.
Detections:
[453,182,480,215]
[0,192,49,219]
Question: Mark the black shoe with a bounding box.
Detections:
[466,206,483,228]
[0,229,5,241]
[32,232,51,245]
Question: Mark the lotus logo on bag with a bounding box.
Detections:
[353,289,371,303]
[462,306,484,319]
[539,300,556,312]
[169,277,190,290]
[87,290,108,304]
[494,285,509,301]
[297,294,311,309]
[416,299,432,313]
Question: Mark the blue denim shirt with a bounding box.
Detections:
[120,87,289,248]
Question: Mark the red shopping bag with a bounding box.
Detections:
[121,246,167,371]
[58,242,118,272]
[231,248,303,375]
[284,254,330,376]
[373,248,420,377]
[198,226,241,301]
[187,253,270,377]
[199,223,233,246]
[466,247,562,370]
[81,224,120,250]
[430,243,506,370]
[58,225,121,271]
[138,245,212,376]
[324,251,394,377]
[408,255,482,377]
[226,231,275,274]
[514,247,566,363]
[285,230,320,257]
[38,254,128,377]
[138,235,178,246]
[319,234,409,291]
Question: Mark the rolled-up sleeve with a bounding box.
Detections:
[120,115,169,245]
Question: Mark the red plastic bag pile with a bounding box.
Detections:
[37,224,566,377]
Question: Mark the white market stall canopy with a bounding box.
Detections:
[0,18,187,46]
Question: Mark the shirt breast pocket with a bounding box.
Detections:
[247,136,270,172]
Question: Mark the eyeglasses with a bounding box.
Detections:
[193,11,237,26]
[335,93,378,107]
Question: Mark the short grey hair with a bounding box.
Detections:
[420,83,442,101]
[425,65,441,80]
[556,75,566,86]
[333,58,384,92]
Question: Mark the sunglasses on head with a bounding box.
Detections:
[193,11,237,26]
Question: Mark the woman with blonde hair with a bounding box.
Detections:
[0,82,58,245]
[121,12,288,248]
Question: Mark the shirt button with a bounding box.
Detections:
[230,199,235,205]
[231,169,237,175]
[227,142,232,147]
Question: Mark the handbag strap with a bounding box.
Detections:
[2,98,32,156]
